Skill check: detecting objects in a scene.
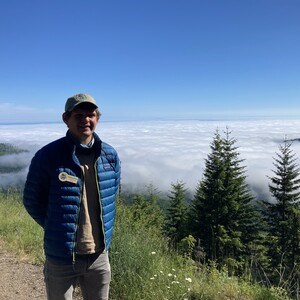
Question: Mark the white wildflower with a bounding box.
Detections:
[185,277,192,283]
[150,277,155,280]
[151,251,156,255]
[168,273,173,277]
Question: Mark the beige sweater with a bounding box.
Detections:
[76,152,104,254]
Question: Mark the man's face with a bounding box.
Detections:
[63,107,99,144]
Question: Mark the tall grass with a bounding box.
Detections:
[0,190,291,299]
[0,189,44,263]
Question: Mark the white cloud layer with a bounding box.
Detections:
[1,119,300,200]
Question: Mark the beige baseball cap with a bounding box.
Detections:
[65,93,98,112]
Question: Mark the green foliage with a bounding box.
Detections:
[110,198,288,300]
[0,190,292,299]
[178,235,197,258]
[129,185,165,230]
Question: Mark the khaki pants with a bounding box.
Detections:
[44,251,111,300]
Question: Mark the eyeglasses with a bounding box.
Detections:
[73,112,98,120]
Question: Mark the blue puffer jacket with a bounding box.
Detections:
[23,131,120,263]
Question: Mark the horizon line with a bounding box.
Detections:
[1,114,300,126]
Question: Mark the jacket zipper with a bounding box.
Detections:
[72,168,84,264]
[94,157,107,250]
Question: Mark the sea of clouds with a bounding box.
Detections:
[1,119,300,200]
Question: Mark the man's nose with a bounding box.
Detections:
[79,115,90,122]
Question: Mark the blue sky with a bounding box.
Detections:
[1,0,299,123]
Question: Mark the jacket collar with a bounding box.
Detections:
[65,130,102,157]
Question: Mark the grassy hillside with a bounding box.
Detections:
[0,189,291,300]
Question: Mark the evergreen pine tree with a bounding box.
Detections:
[192,130,225,261]
[263,139,300,284]
[165,181,188,245]
[221,129,259,263]
[191,129,258,270]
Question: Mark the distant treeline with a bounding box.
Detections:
[0,143,28,174]
[0,143,28,156]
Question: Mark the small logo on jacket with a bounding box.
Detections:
[103,164,113,170]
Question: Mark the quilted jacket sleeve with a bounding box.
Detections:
[23,149,50,228]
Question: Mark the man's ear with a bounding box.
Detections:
[62,112,68,125]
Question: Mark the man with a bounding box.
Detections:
[23,93,121,300]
